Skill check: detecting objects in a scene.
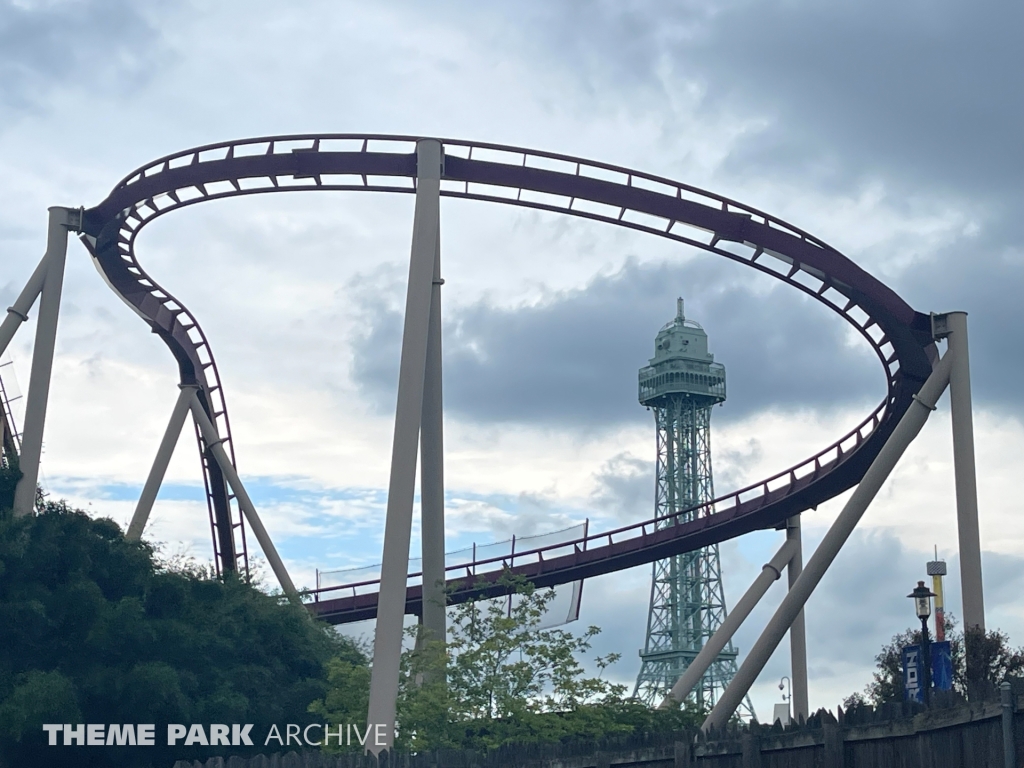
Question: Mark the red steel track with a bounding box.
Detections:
[80,135,938,622]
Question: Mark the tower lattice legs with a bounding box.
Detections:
[635,394,752,718]
[659,537,797,709]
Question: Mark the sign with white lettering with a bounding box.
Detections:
[902,645,923,703]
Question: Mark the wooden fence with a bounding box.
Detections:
[171,687,1023,768]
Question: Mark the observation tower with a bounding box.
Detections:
[634,299,753,718]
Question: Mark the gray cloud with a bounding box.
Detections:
[0,0,166,114]
[395,0,1021,426]
[351,257,885,429]
[489,0,1022,206]
[590,452,655,523]
[347,0,1024,426]
[891,231,1023,418]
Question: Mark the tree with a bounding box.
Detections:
[313,575,703,753]
[854,615,1024,706]
[0,499,356,767]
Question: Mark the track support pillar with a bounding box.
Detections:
[188,391,297,600]
[367,139,444,753]
[420,225,446,649]
[932,311,985,692]
[787,515,809,721]
[0,254,49,360]
[13,207,80,516]
[703,351,953,730]
[126,385,195,540]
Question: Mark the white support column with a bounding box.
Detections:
[13,207,76,516]
[126,386,195,540]
[366,139,443,753]
[188,392,298,600]
[939,312,985,633]
[420,226,446,645]
[0,253,49,360]
[703,352,953,731]
[786,515,809,722]
[659,537,798,709]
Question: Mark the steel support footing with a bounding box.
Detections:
[366,139,444,754]
[703,350,954,730]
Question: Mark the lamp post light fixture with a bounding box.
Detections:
[908,580,937,706]
[773,676,792,727]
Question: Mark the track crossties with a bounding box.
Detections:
[80,135,937,622]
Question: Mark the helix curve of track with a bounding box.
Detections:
[80,135,938,624]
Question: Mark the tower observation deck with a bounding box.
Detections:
[634,299,753,718]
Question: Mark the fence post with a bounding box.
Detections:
[822,720,843,768]
[741,732,762,768]
[674,740,692,767]
[1003,681,1017,768]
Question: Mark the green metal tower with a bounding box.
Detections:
[634,299,753,718]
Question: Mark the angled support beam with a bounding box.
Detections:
[786,515,809,722]
[703,351,954,731]
[659,537,798,709]
[367,139,443,754]
[14,207,80,516]
[126,385,195,540]
[188,391,297,600]
[0,254,49,360]
[420,225,446,647]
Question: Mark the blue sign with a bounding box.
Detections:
[902,641,954,701]
[902,645,923,702]
[931,641,953,691]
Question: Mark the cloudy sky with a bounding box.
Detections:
[1,0,1021,718]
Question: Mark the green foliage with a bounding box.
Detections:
[0,462,20,514]
[0,499,355,767]
[313,575,703,753]
[854,615,1024,706]
[307,648,371,742]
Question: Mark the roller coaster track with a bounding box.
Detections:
[80,134,937,618]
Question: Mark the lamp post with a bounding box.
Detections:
[908,580,936,706]
[779,675,791,707]
[775,676,792,726]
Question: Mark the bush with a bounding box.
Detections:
[0,499,353,767]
